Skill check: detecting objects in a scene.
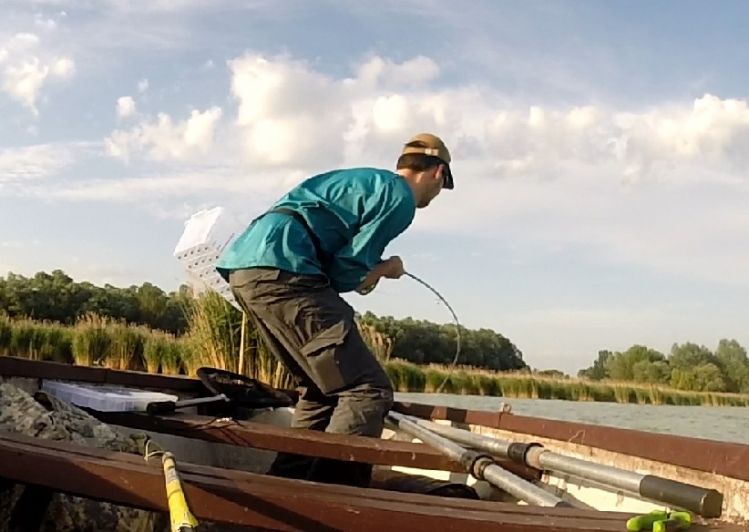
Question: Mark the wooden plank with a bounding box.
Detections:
[0,432,620,520]
[0,431,649,532]
[0,356,108,384]
[394,402,749,482]
[0,356,202,392]
[92,411,540,480]
[4,358,746,486]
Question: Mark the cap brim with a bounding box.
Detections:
[442,163,454,189]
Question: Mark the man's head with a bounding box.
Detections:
[396,133,454,208]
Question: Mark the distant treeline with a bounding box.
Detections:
[0,270,188,334]
[578,341,749,394]
[357,311,527,371]
[0,270,527,372]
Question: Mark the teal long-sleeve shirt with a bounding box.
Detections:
[215,167,417,293]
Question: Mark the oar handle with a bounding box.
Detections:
[146,394,230,416]
[147,401,176,415]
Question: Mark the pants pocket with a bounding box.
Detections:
[299,320,358,394]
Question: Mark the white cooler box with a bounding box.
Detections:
[42,380,179,412]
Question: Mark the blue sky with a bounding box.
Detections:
[2,0,748,374]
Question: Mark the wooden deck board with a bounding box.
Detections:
[0,431,651,532]
[91,410,540,479]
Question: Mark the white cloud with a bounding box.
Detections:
[0,32,75,114]
[481,94,749,183]
[19,49,748,293]
[116,95,136,118]
[222,53,749,289]
[34,15,58,30]
[105,106,223,161]
[137,78,149,93]
[0,143,75,182]
[352,55,440,88]
[2,58,49,112]
[228,53,463,170]
[51,57,74,77]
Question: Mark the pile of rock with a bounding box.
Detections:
[0,381,165,532]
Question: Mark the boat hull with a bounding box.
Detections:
[0,357,746,530]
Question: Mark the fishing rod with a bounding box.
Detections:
[403,271,461,393]
[386,411,568,507]
[404,415,723,518]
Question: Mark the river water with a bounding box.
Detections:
[395,392,748,445]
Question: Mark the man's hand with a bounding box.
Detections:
[356,256,406,294]
[382,256,405,279]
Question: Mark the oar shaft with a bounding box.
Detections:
[407,416,722,518]
[387,412,566,507]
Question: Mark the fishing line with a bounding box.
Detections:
[403,271,461,394]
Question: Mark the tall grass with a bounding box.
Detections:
[182,291,240,374]
[143,332,165,373]
[3,311,749,407]
[160,334,183,375]
[71,314,112,366]
[0,298,292,388]
[358,322,393,363]
[180,291,293,388]
[106,321,145,370]
[384,359,749,407]
[0,313,11,356]
[0,314,73,362]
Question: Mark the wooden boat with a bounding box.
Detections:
[0,355,746,531]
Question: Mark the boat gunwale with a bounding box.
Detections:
[1,356,747,483]
[393,402,749,483]
[0,429,657,532]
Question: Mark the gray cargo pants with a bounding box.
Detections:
[228,267,394,487]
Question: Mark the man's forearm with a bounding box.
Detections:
[357,261,391,292]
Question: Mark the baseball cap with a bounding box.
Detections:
[401,133,454,189]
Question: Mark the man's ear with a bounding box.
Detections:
[436,164,446,182]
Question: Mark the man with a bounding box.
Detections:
[215,133,454,487]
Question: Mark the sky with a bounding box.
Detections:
[1,0,748,374]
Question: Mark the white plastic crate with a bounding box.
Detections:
[41,380,179,412]
[174,206,246,308]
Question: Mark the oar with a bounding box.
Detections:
[386,411,569,507]
[405,416,723,518]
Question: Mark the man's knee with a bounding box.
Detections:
[378,380,395,411]
[343,379,394,412]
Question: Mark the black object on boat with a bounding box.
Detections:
[146,367,295,416]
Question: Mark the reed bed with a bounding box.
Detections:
[0,313,73,362]
[180,291,293,388]
[384,359,749,407]
[3,312,749,406]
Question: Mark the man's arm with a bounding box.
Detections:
[356,256,405,294]
[327,187,414,293]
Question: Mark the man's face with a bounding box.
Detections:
[417,165,445,208]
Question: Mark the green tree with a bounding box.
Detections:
[671,363,726,392]
[0,270,188,334]
[669,342,715,369]
[357,311,526,371]
[605,345,665,381]
[578,350,612,380]
[632,359,670,384]
[715,339,749,393]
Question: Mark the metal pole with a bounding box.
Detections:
[406,416,722,518]
[386,412,567,507]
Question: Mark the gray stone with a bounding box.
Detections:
[0,382,165,532]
